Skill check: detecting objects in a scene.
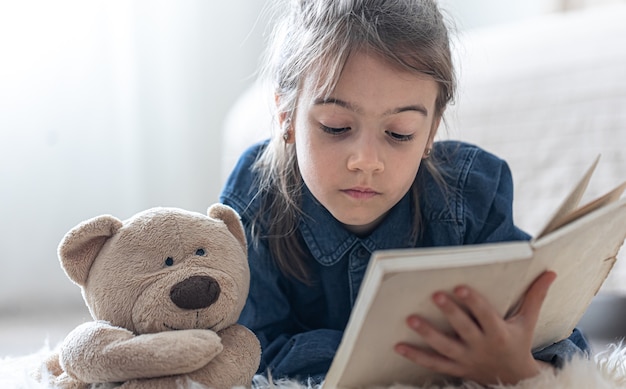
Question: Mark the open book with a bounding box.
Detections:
[324,157,626,388]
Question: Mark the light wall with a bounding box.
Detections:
[439,0,559,29]
[0,0,268,313]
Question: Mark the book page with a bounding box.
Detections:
[541,181,626,235]
[528,198,626,349]
[535,155,600,239]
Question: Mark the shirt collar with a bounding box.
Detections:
[299,185,414,266]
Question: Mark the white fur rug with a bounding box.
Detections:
[2,344,626,389]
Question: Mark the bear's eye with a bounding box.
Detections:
[195,248,206,256]
[164,257,174,266]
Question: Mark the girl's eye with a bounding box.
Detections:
[165,257,174,266]
[195,248,206,256]
[320,125,350,135]
[385,131,414,142]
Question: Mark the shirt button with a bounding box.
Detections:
[356,247,369,259]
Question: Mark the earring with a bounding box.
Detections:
[423,148,432,158]
[282,118,293,144]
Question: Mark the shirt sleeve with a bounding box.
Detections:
[458,145,530,244]
[532,328,591,367]
[224,216,343,380]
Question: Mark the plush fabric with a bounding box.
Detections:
[2,343,626,388]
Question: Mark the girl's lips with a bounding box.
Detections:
[342,188,380,200]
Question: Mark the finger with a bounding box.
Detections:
[514,271,556,325]
[405,314,466,360]
[450,285,504,336]
[394,342,464,377]
[432,291,483,343]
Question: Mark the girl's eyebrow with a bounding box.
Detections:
[313,97,428,117]
[314,97,356,111]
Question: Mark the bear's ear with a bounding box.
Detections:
[58,215,123,286]
[207,204,246,255]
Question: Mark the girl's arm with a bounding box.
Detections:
[237,229,343,382]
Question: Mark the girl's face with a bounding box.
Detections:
[290,51,440,236]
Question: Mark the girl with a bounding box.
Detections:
[220,0,589,385]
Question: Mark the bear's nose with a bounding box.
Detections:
[170,275,221,310]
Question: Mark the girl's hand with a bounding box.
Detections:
[394,271,556,385]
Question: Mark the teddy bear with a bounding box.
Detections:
[42,204,261,389]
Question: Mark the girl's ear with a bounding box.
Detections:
[275,93,295,144]
[275,93,288,127]
[58,215,123,287]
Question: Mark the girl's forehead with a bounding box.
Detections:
[302,51,438,100]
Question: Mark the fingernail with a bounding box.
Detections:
[434,293,446,306]
[455,286,469,298]
[395,345,407,356]
[408,316,421,329]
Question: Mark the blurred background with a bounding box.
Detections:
[1,0,625,356]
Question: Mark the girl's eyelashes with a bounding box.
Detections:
[385,131,415,142]
[320,124,350,135]
[319,123,415,142]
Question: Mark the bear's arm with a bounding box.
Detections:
[60,320,223,383]
[185,324,261,388]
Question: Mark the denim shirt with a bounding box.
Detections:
[219,140,589,383]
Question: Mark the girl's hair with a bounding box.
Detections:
[252,0,456,283]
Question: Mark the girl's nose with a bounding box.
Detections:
[346,133,384,173]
